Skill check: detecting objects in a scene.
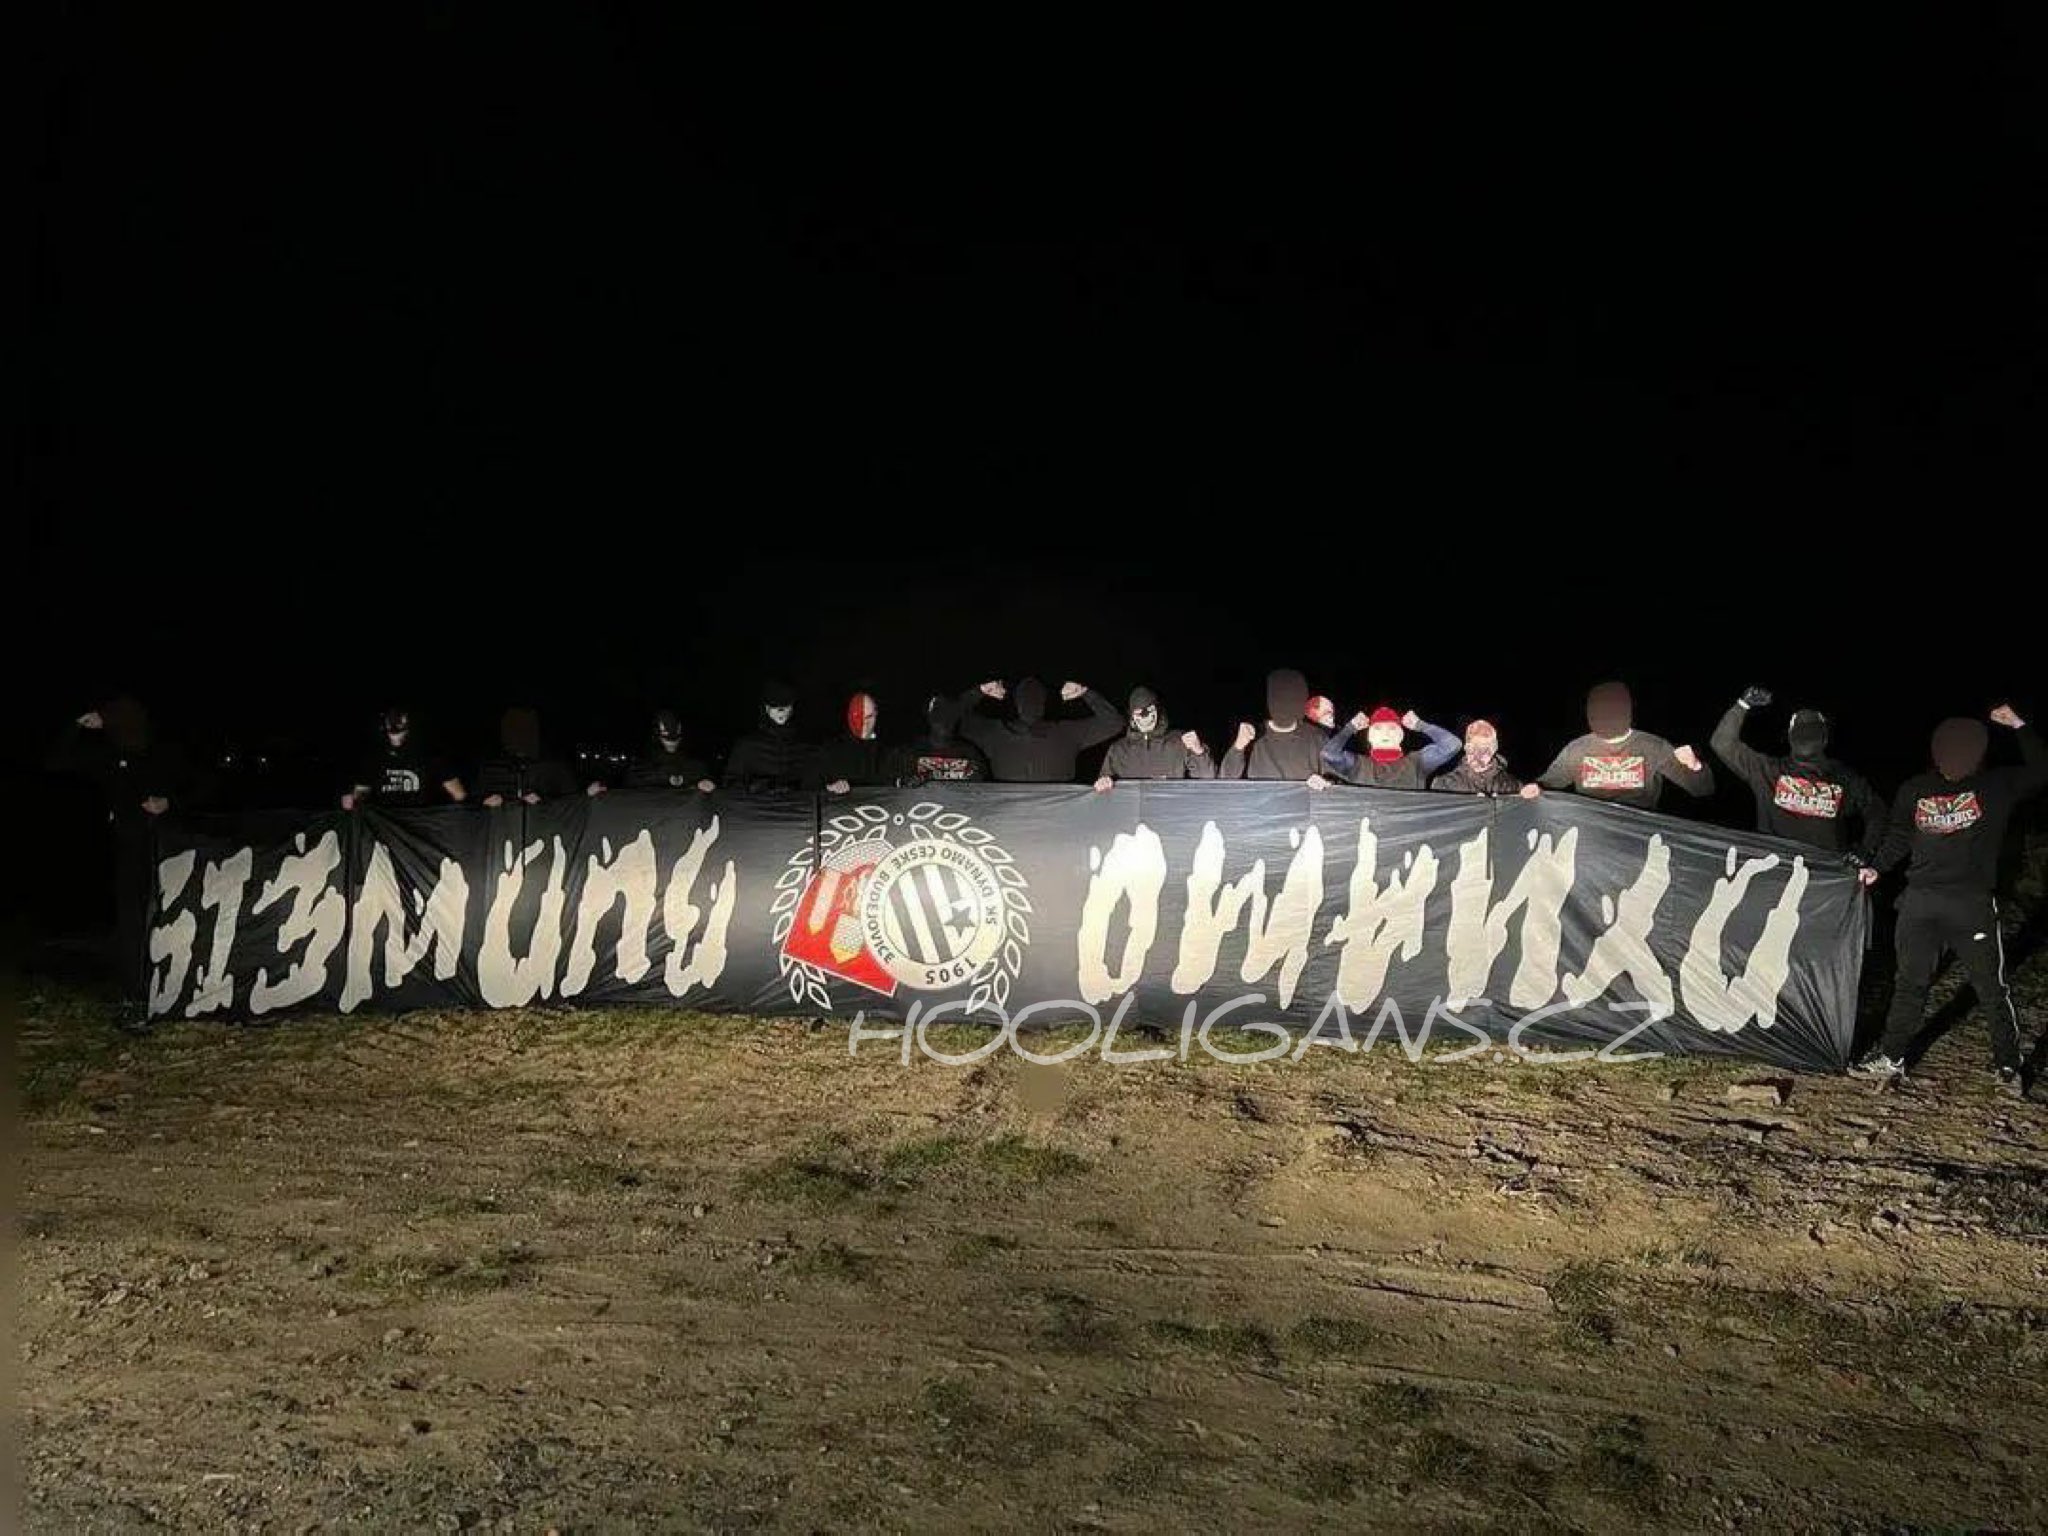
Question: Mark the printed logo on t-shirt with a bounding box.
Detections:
[1579,755,1647,792]
[915,753,977,782]
[380,766,423,796]
[1914,790,1982,835]
[1772,774,1844,819]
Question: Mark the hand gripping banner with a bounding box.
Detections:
[140,783,1869,1072]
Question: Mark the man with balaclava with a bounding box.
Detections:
[722,681,820,794]
[1709,686,1882,853]
[623,709,714,793]
[888,694,989,786]
[1536,681,1714,810]
[1093,686,1215,789]
[955,677,1122,783]
[342,708,466,810]
[819,691,890,794]
[47,697,186,1002]
[1431,718,1541,798]
[1854,705,2047,1094]
[1221,668,1333,784]
[475,707,583,806]
[1305,695,1337,732]
[1322,704,1462,791]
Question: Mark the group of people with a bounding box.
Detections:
[48,674,2047,1093]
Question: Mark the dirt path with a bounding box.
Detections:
[19,985,2048,1532]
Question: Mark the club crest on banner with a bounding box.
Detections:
[771,801,1032,1014]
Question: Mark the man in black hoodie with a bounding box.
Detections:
[1093,686,1214,789]
[342,708,466,809]
[475,707,584,805]
[888,694,989,786]
[817,690,893,795]
[722,681,820,794]
[1709,686,1882,853]
[622,709,714,792]
[1854,705,2047,1093]
[956,677,1122,783]
[1220,668,1332,785]
[1536,681,1715,811]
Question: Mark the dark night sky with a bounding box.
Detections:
[25,10,2046,797]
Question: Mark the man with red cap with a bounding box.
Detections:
[819,691,889,795]
[1321,705,1462,790]
[1430,719,1542,798]
[1854,704,2046,1094]
[1536,681,1714,811]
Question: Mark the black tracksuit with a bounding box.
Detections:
[1871,726,2048,1070]
[818,735,889,789]
[1708,705,1881,853]
[723,715,820,794]
[624,740,712,791]
[956,686,1122,783]
[474,754,580,802]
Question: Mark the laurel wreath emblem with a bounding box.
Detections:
[770,801,1033,1017]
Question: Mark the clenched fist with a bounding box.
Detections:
[1991,704,2025,729]
[1061,681,1087,701]
[1181,731,1204,754]
[1092,775,1114,793]
[1401,710,1421,732]
[980,680,1006,701]
[1233,722,1256,752]
[1673,745,1703,772]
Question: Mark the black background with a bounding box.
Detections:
[26,11,2044,813]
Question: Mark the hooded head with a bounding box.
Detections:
[761,680,797,729]
[1366,706,1406,764]
[381,706,411,747]
[652,708,684,754]
[1266,669,1308,727]
[924,693,957,743]
[1463,718,1500,772]
[500,707,541,760]
[1304,695,1335,730]
[1128,685,1164,737]
[1586,681,1633,740]
[1931,717,1988,780]
[845,692,879,741]
[102,695,151,754]
[1013,677,1048,726]
[1786,708,1830,762]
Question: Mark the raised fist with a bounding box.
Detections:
[1060,681,1086,702]
[1401,710,1421,732]
[1673,745,1703,772]
[1181,731,1204,754]
[1739,685,1773,711]
[1991,704,2025,729]
[78,710,104,730]
[980,680,1006,701]
[483,794,506,808]
[1233,722,1256,752]
[695,778,716,793]
[1350,711,1370,733]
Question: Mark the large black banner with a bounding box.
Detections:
[140,784,1869,1071]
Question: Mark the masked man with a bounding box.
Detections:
[1094,686,1215,789]
[1322,705,1462,790]
[476,707,584,806]
[888,694,989,786]
[1537,681,1714,810]
[1221,668,1332,785]
[722,681,820,794]
[1431,718,1540,797]
[343,707,466,809]
[819,691,890,794]
[956,677,1122,783]
[623,709,714,792]
[1853,706,2047,1094]
[1709,686,1882,852]
[1305,695,1337,731]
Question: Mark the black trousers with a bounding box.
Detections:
[1877,889,2021,1070]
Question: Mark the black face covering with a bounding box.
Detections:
[1931,717,1988,779]
[1586,681,1633,739]
[1014,677,1048,725]
[653,708,684,752]
[1786,709,1829,760]
[1266,669,1308,724]
[382,707,411,739]
[102,695,151,754]
[925,693,957,742]
[500,707,542,760]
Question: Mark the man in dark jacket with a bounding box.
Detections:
[1322,705,1462,790]
[475,707,584,805]
[956,677,1122,783]
[1709,686,1882,853]
[1536,681,1715,811]
[819,691,890,794]
[1854,705,2047,1094]
[343,707,466,809]
[888,694,989,786]
[1220,668,1332,784]
[622,709,714,792]
[1431,719,1540,798]
[1093,686,1214,789]
[722,681,820,794]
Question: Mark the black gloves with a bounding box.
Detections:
[1738,686,1773,711]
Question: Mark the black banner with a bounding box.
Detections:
[141,784,1869,1072]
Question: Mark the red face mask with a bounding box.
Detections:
[846,693,879,741]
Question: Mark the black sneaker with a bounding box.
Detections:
[1851,1053,1905,1080]
[1997,1066,2028,1101]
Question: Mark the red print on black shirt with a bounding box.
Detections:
[1914,790,1982,834]
[1580,755,1647,792]
[1772,774,1844,819]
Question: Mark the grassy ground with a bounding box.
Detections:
[16,957,2048,1531]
